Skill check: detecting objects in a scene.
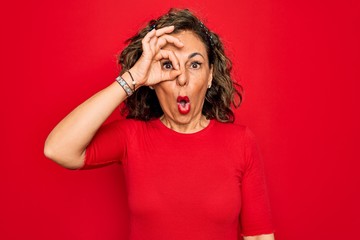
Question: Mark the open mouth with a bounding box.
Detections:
[177,96,190,114]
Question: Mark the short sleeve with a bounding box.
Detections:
[239,127,274,236]
[78,120,127,170]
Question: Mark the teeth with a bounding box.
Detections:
[180,100,186,107]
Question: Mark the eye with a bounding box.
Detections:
[190,61,202,69]
[162,61,173,70]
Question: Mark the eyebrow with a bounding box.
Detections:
[188,52,205,59]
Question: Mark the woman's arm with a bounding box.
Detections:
[44,25,183,169]
[44,78,130,169]
[243,233,275,240]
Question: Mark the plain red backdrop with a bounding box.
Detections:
[1,0,359,239]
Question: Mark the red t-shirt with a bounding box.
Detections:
[79,118,274,239]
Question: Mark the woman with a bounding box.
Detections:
[44,8,275,240]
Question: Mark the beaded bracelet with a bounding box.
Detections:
[115,75,133,97]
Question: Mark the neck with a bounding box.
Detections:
[160,114,210,134]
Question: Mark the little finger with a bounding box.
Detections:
[149,36,157,55]
[155,25,175,37]
[141,29,156,55]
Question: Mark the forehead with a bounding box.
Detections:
[164,30,208,60]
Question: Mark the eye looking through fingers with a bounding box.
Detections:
[161,60,174,70]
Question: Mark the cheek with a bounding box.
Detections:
[191,84,208,105]
[191,73,210,91]
[155,81,173,93]
[154,83,175,104]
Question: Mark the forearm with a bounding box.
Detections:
[44,75,132,169]
[243,233,275,240]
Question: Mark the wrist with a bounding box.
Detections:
[128,63,148,88]
[116,74,134,97]
[120,71,141,91]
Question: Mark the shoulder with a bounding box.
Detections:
[212,120,254,139]
[211,121,262,171]
[212,120,260,153]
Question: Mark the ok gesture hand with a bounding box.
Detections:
[130,26,184,87]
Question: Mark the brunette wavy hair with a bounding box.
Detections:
[118,8,242,122]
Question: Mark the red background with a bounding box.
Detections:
[1,0,359,239]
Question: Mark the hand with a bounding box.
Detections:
[129,25,184,87]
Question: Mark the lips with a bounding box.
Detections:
[177,96,190,114]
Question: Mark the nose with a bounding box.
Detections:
[176,68,188,87]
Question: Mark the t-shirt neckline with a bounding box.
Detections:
[153,118,215,137]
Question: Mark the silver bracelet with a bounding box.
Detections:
[115,75,133,97]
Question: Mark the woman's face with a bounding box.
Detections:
[154,30,213,125]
